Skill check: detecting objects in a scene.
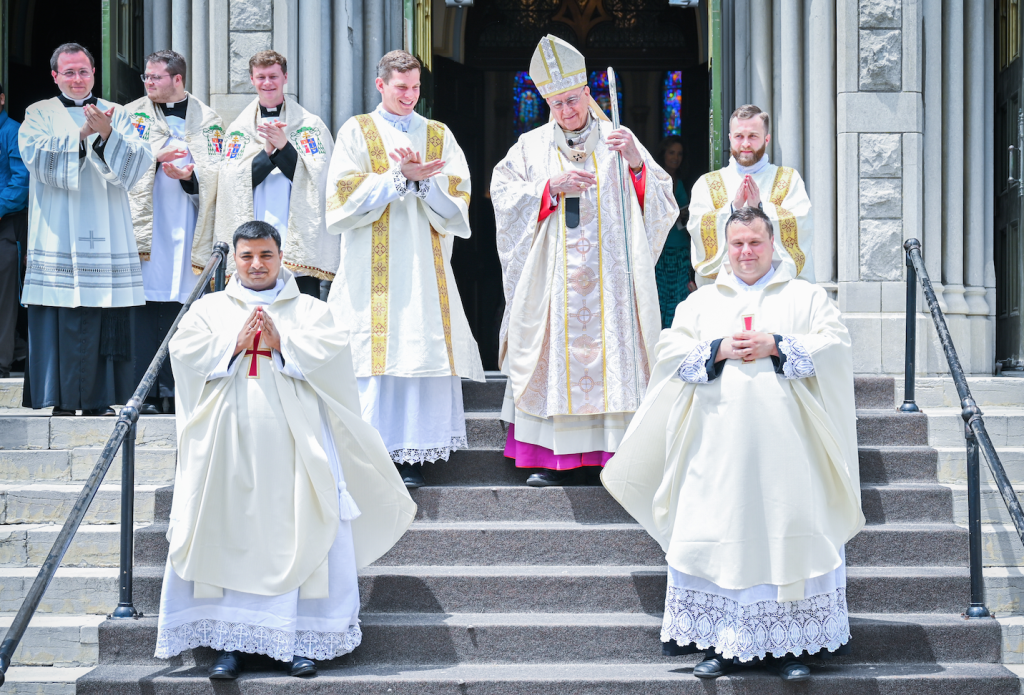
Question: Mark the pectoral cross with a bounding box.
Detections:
[742,314,755,363]
[245,331,273,378]
[79,230,105,249]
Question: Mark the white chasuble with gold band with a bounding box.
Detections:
[491,113,677,432]
[324,110,483,382]
[687,158,814,283]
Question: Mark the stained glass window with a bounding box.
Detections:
[662,71,683,138]
[588,70,623,120]
[513,72,548,136]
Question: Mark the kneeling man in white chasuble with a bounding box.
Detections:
[19,43,152,415]
[156,221,415,680]
[214,50,337,298]
[325,50,484,489]
[490,35,677,487]
[602,207,864,682]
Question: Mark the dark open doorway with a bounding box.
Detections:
[433,0,705,370]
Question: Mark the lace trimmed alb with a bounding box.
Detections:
[155,619,362,663]
[389,435,467,465]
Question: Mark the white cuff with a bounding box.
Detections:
[676,340,713,383]
[779,336,815,379]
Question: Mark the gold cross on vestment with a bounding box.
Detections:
[245,331,273,378]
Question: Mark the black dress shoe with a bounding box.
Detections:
[776,654,810,681]
[81,407,117,417]
[139,403,160,415]
[51,408,76,416]
[209,650,242,680]
[526,469,574,487]
[288,655,317,677]
[398,463,426,489]
[693,649,732,679]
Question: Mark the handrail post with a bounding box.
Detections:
[112,402,140,619]
[900,240,920,412]
[215,258,226,292]
[964,399,991,618]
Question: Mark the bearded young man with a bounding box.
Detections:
[490,35,677,487]
[603,206,862,682]
[687,104,814,284]
[215,50,337,297]
[325,50,484,489]
[125,50,223,414]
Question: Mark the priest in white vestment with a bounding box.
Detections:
[214,50,337,298]
[688,104,813,284]
[490,35,677,486]
[19,43,151,415]
[602,207,863,682]
[325,50,484,488]
[157,220,415,679]
[126,50,223,415]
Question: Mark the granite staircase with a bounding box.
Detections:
[0,375,1021,692]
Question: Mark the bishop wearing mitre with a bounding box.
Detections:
[214,50,337,297]
[325,50,484,489]
[490,35,677,486]
[125,50,223,415]
[688,104,813,283]
[156,221,415,680]
[602,207,863,682]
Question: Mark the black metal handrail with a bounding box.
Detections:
[902,238,1024,619]
[0,241,230,686]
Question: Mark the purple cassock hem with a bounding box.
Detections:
[504,423,613,470]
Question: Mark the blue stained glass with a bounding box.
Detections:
[662,71,683,138]
[588,70,624,120]
[513,72,548,136]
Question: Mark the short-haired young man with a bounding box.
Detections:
[687,104,814,284]
[214,50,338,297]
[157,220,414,680]
[124,49,224,414]
[325,49,484,488]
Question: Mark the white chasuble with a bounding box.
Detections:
[687,156,814,283]
[602,263,863,594]
[214,97,338,280]
[19,97,152,308]
[490,112,676,453]
[125,92,222,277]
[325,110,484,382]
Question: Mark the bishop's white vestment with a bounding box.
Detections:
[490,108,677,467]
[601,261,864,662]
[688,154,813,283]
[326,105,484,464]
[214,98,338,282]
[156,269,416,662]
[18,95,152,410]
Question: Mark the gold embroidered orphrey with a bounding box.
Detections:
[354,114,391,375]
[769,166,805,277]
[699,171,728,276]
[425,120,457,375]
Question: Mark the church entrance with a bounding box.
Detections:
[0,0,144,123]
[432,0,706,370]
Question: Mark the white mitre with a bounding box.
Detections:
[529,34,587,98]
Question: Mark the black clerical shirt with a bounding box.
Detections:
[251,102,297,187]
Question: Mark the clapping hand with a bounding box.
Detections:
[258,121,289,153]
[389,147,445,182]
[161,161,195,180]
[83,104,114,141]
[732,174,761,209]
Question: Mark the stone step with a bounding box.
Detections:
[938,446,1024,486]
[897,376,1024,408]
[948,483,1024,526]
[0,613,104,667]
[464,412,506,449]
[925,407,1024,448]
[0,568,119,615]
[985,567,1024,615]
[1,666,93,695]
[74,662,1021,695]
[0,484,159,525]
[855,410,928,446]
[133,520,972,569]
[93,612,1003,666]
[0,524,152,568]
[858,446,939,484]
[982,524,1024,567]
[462,373,507,412]
[47,416,176,450]
[860,483,953,524]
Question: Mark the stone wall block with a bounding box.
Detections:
[230,0,272,31]
[860,134,902,177]
[859,178,903,218]
[859,0,901,28]
[860,219,904,281]
[229,31,272,92]
[860,30,902,91]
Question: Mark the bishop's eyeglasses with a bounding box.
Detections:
[548,90,585,111]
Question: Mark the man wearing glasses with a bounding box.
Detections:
[125,50,224,415]
[18,43,152,416]
[491,35,677,486]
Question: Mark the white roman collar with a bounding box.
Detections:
[730,152,771,176]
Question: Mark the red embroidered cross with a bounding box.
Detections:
[245,331,273,378]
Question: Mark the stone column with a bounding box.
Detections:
[274,0,299,101]
[941,0,969,317]
[733,0,750,107]
[210,0,273,123]
[364,0,385,113]
[298,0,331,123]
[807,0,836,283]
[750,0,772,157]
[921,0,944,299]
[191,0,209,102]
[777,0,803,172]
[152,0,172,52]
[171,0,192,90]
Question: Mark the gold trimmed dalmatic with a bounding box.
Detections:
[324,110,483,381]
[687,159,814,283]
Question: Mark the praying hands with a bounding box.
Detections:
[732,174,761,210]
[234,306,281,357]
[717,330,778,362]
